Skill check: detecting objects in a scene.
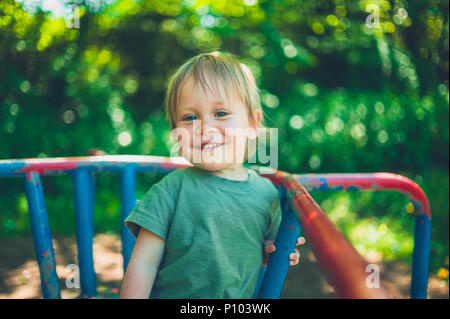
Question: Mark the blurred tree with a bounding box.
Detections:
[0,0,448,273]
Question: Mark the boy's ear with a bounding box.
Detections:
[248,109,262,140]
[254,109,262,127]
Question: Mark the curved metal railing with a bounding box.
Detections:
[0,156,430,298]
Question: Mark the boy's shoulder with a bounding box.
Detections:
[163,166,190,180]
[148,167,191,194]
[246,167,280,197]
[160,166,191,181]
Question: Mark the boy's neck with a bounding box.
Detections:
[195,165,249,181]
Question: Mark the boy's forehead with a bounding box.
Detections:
[180,100,226,111]
[178,75,242,110]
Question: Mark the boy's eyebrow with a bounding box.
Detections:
[178,106,194,113]
[179,100,228,112]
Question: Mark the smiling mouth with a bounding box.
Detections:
[198,143,224,151]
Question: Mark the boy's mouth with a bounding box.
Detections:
[199,142,224,151]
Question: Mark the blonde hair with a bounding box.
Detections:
[164,51,264,131]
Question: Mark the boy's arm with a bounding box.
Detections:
[120,228,165,299]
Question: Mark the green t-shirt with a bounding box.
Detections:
[124,166,282,299]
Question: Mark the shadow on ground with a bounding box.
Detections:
[0,234,448,299]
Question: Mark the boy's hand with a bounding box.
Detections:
[262,236,306,267]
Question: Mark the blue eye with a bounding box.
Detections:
[216,111,228,117]
[182,115,197,121]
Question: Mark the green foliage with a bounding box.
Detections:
[0,0,448,278]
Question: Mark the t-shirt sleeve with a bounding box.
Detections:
[124,179,176,241]
[264,197,282,241]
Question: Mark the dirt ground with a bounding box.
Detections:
[0,233,448,299]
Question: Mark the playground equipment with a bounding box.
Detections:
[0,155,431,299]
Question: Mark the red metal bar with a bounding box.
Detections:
[293,173,431,218]
[275,170,390,298]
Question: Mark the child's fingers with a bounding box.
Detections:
[264,244,276,253]
[289,250,300,260]
[264,240,276,253]
[296,236,306,246]
[264,239,275,246]
[289,249,300,265]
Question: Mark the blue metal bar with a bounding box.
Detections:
[73,168,97,297]
[411,213,431,299]
[259,191,301,299]
[24,171,61,299]
[121,164,137,273]
[253,266,267,298]
[89,172,96,237]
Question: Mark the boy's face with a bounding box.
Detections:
[174,75,259,172]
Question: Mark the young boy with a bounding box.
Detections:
[120,52,303,299]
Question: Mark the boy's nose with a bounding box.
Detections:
[201,127,223,144]
[193,119,216,135]
[192,119,224,144]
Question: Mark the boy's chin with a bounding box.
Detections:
[192,162,233,172]
[180,150,246,172]
[188,159,245,172]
